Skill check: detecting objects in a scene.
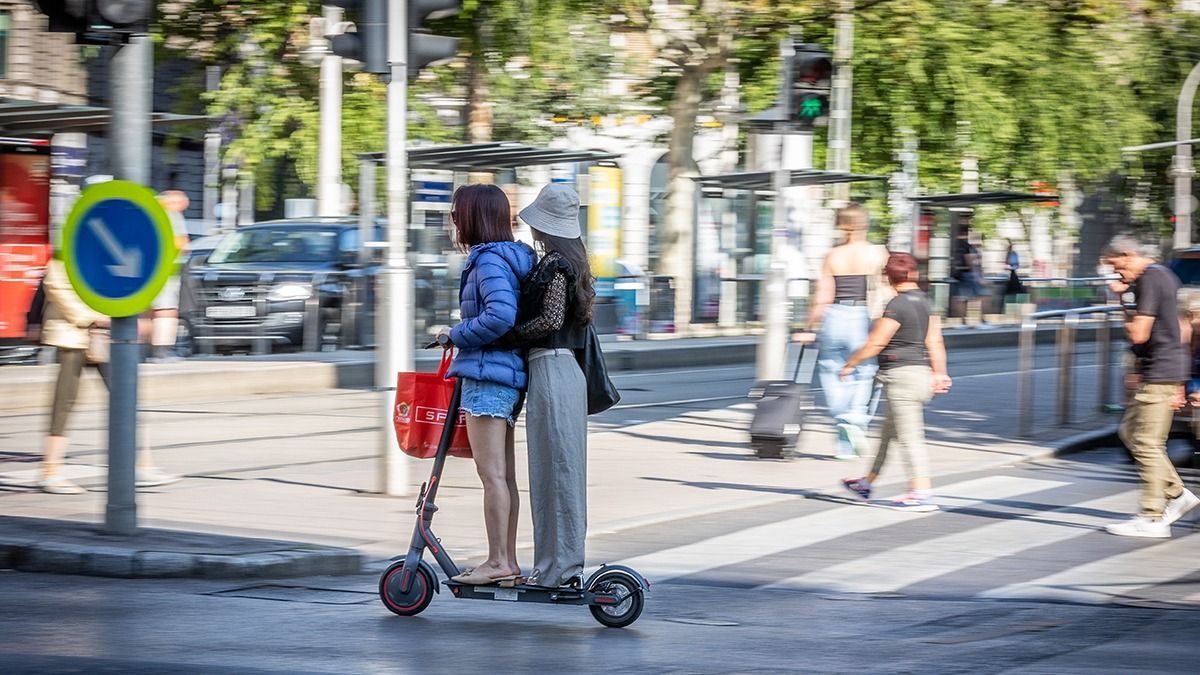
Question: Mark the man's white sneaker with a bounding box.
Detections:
[1105,515,1170,539]
[38,476,85,495]
[1163,489,1200,526]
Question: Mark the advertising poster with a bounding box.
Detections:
[586,165,622,280]
[0,140,52,341]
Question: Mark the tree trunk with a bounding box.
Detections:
[660,66,706,331]
[465,9,492,145]
[466,50,492,144]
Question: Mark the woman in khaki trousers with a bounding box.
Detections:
[38,258,177,494]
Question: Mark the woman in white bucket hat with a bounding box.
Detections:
[506,183,594,589]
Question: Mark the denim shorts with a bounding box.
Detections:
[460,378,521,426]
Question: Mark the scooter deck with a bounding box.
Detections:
[445,580,592,605]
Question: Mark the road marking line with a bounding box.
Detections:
[617,476,1068,583]
[765,491,1135,593]
[979,528,1200,604]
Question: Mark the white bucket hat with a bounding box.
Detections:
[518,183,581,239]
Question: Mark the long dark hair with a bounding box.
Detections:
[535,230,594,326]
[451,184,513,251]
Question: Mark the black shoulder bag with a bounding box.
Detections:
[575,324,620,415]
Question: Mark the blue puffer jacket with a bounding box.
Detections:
[448,241,537,389]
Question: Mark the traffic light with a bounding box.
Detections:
[35,0,150,42]
[328,0,386,74]
[326,0,459,81]
[789,44,831,129]
[408,0,460,81]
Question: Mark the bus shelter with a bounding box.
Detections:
[689,169,886,328]
[907,191,1059,314]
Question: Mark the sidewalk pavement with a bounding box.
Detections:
[0,361,1120,579]
[0,323,1115,413]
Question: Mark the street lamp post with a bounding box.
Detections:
[318,4,344,217]
[1173,61,1200,250]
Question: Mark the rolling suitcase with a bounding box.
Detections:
[747,343,818,459]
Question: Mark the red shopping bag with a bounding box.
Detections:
[393,350,472,459]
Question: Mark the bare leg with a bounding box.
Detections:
[464,415,519,579]
[504,425,520,575]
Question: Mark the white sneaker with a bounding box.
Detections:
[843,424,868,457]
[1163,489,1200,526]
[38,476,85,495]
[1105,515,1170,539]
[135,468,181,488]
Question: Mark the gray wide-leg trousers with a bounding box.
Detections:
[526,347,588,587]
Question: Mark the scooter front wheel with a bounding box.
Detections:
[379,561,435,616]
[588,570,644,628]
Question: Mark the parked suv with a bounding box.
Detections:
[184,219,379,353]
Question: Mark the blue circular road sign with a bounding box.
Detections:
[60,181,176,317]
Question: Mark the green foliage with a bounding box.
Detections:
[160,0,620,214]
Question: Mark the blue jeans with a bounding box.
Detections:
[817,304,877,451]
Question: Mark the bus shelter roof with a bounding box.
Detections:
[910,191,1057,208]
[358,142,620,172]
[0,100,203,134]
[692,169,886,192]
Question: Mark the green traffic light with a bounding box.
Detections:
[799,98,823,119]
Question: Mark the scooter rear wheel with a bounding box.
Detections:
[588,571,644,628]
[379,561,435,616]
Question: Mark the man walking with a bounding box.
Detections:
[1104,235,1199,538]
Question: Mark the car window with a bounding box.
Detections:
[1169,258,1200,286]
[208,228,340,264]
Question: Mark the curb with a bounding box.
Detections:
[1022,425,1122,464]
[0,522,363,579]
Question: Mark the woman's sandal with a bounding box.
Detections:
[450,569,520,586]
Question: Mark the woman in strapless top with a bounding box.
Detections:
[808,203,890,460]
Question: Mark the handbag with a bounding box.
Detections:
[574,324,621,415]
[393,349,472,459]
[85,327,110,365]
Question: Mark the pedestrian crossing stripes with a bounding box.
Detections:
[617,476,1069,583]
[980,523,1200,604]
[603,460,1200,607]
[764,491,1136,594]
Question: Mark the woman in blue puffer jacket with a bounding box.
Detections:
[440,184,536,586]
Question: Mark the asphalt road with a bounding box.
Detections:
[597,341,1115,428]
[2,447,1198,674]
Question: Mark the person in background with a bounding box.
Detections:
[144,189,191,362]
[1102,235,1198,538]
[952,224,990,327]
[1003,239,1025,297]
[840,252,952,511]
[441,184,536,586]
[808,203,889,459]
[39,257,178,494]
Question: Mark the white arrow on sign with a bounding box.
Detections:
[88,218,142,278]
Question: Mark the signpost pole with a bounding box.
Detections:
[378,0,412,496]
[105,34,153,535]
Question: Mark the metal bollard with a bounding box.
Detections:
[1018,318,1036,437]
[1097,314,1111,412]
[1057,314,1078,426]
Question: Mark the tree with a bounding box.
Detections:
[610,0,828,328]
[159,1,620,215]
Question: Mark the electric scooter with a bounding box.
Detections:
[378,344,649,628]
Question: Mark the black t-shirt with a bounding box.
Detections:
[1131,264,1188,383]
[879,289,930,370]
